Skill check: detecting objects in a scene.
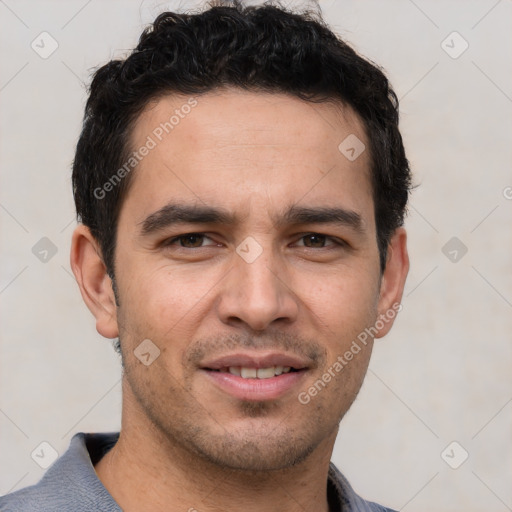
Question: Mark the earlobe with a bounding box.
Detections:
[70,225,119,339]
[375,228,409,339]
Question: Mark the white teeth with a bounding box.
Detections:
[226,366,295,378]
[240,367,257,378]
[256,367,276,379]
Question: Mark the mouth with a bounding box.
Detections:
[208,365,298,379]
[200,352,310,401]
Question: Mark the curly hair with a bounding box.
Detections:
[72,0,411,276]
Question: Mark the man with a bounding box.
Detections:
[0,1,410,510]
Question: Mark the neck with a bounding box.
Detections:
[94,381,336,512]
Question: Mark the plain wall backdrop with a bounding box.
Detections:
[1,1,511,511]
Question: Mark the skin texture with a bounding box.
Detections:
[71,89,409,512]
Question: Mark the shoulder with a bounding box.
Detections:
[328,462,397,512]
[0,432,121,512]
[365,503,397,512]
[0,481,82,512]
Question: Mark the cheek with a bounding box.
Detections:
[118,264,217,352]
[123,262,205,313]
[296,265,380,330]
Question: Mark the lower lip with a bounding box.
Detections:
[201,369,307,401]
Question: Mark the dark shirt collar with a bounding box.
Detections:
[1,432,394,512]
[83,432,392,512]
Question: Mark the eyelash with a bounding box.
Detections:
[162,233,346,250]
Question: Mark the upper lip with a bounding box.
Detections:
[200,351,311,370]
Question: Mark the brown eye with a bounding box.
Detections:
[179,234,204,248]
[301,234,328,248]
[164,233,215,249]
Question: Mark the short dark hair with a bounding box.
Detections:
[72,1,411,276]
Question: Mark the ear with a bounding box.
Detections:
[374,227,409,339]
[70,224,119,339]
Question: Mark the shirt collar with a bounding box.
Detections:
[63,432,385,512]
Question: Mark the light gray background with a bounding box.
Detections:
[1,1,511,510]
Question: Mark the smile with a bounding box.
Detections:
[212,366,294,379]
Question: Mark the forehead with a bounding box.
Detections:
[123,89,374,229]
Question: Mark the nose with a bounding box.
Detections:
[216,245,299,332]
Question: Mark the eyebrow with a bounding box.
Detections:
[140,203,236,235]
[280,205,364,233]
[139,202,364,236]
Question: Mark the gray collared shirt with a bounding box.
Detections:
[0,432,396,512]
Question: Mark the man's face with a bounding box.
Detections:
[112,89,392,470]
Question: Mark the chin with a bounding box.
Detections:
[184,423,323,472]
